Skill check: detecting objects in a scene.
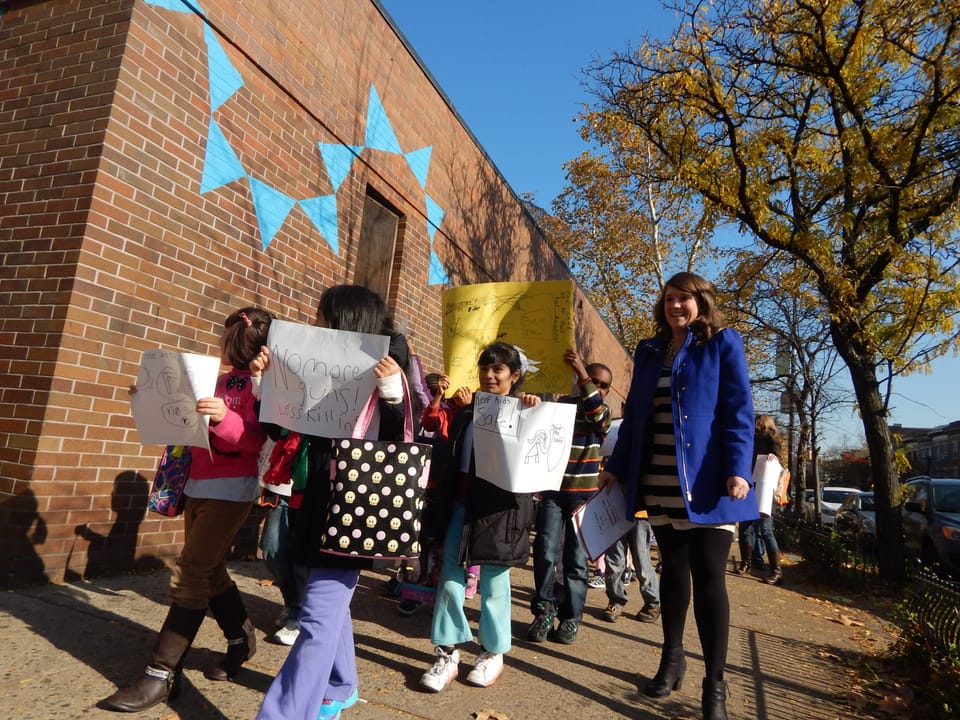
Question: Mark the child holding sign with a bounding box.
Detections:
[419,342,541,692]
[101,306,272,713]
[256,285,412,720]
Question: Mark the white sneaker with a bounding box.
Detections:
[420,647,460,692]
[270,619,300,646]
[465,651,503,687]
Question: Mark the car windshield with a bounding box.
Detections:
[822,490,851,504]
[859,494,875,511]
[933,485,960,513]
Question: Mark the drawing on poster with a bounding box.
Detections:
[130,349,220,448]
[472,392,576,494]
[441,280,574,396]
[259,320,389,436]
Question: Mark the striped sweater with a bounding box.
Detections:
[559,378,612,492]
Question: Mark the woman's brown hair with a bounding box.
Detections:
[653,271,725,343]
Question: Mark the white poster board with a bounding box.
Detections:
[130,349,220,449]
[752,453,783,518]
[599,418,622,457]
[572,482,637,561]
[472,392,577,494]
[259,320,389,437]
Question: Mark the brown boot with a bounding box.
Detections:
[765,550,783,585]
[205,584,257,681]
[99,604,206,712]
[733,540,751,575]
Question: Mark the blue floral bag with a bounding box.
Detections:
[148,445,191,517]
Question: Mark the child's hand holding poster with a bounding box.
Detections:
[471,391,576,494]
[130,349,220,449]
[258,320,389,437]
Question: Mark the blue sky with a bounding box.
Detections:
[378,1,960,447]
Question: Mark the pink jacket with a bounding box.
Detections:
[188,370,265,480]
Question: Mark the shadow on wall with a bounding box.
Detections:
[0,488,47,590]
[67,471,166,582]
[443,158,551,284]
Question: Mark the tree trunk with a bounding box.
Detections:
[830,324,906,582]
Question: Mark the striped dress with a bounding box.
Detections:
[641,365,734,533]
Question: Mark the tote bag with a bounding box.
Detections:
[319,376,432,559]
[147,445,191,517]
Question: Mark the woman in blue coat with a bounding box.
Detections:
[599,272,757,720]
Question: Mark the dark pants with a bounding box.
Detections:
[259,493,307,613]
[531,491,590,621]
[654,524,733,683]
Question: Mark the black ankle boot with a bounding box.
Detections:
[702,678,727,720]
[205,618,255,681]
[644,653,686,697]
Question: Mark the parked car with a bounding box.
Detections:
[820,486,860,527]
[834,491,876,537]
[902,476,960,576]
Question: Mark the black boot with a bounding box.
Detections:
[643,650,686,697]
[702,678,728,720]
[765,550,783,585]
[204,584,256,681]
[99,604,206,712]
[733,542,751,575]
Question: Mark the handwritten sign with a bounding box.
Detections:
[130,349,220,449]
[259,320,389,436]
[572,482,637,561]
[472,391,576,494]
[442,280,574,396]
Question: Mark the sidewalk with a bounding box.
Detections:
[1,555,893,720]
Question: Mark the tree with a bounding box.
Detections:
[723,254,854,517]
[543,127,718,349]
[582,0,960,580]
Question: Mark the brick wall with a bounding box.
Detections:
[0,0,632,587]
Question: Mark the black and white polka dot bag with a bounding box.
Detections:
[319,378,432,559]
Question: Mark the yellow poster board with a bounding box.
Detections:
[441,280,575,396]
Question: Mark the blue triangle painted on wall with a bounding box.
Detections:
[424,193,445,242]
[200,118,245,193]
[405,146,432,190]
[299,195,339,255]
[204,24,244,112]
[318,143,363,193]
[428,249,449,286]
[145,0,204,14]
[364,85,402,154]
[248,177,296,250]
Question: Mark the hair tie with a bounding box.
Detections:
[514,345,540,378]
[239,312,252,327]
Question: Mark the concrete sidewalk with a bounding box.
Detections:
[1,556,892,719]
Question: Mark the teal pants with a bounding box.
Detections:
[430,503,513,654]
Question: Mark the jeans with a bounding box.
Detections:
[740,516,779,561]
[431,503,513,654]
[259,494,307,613]
[605,518,660,607]
[531,490,590,621]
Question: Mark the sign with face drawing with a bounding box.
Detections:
[471,391,577,494]
[130,349,220,450]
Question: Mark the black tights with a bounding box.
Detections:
[654,524,733,683]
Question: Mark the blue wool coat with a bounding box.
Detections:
[605,327,759,525]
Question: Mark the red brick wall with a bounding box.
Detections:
[0,0,632,587]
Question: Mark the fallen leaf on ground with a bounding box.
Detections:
[837,613,865,627]
[474,710,509,720]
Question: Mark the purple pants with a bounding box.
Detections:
[257,566,360,720]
